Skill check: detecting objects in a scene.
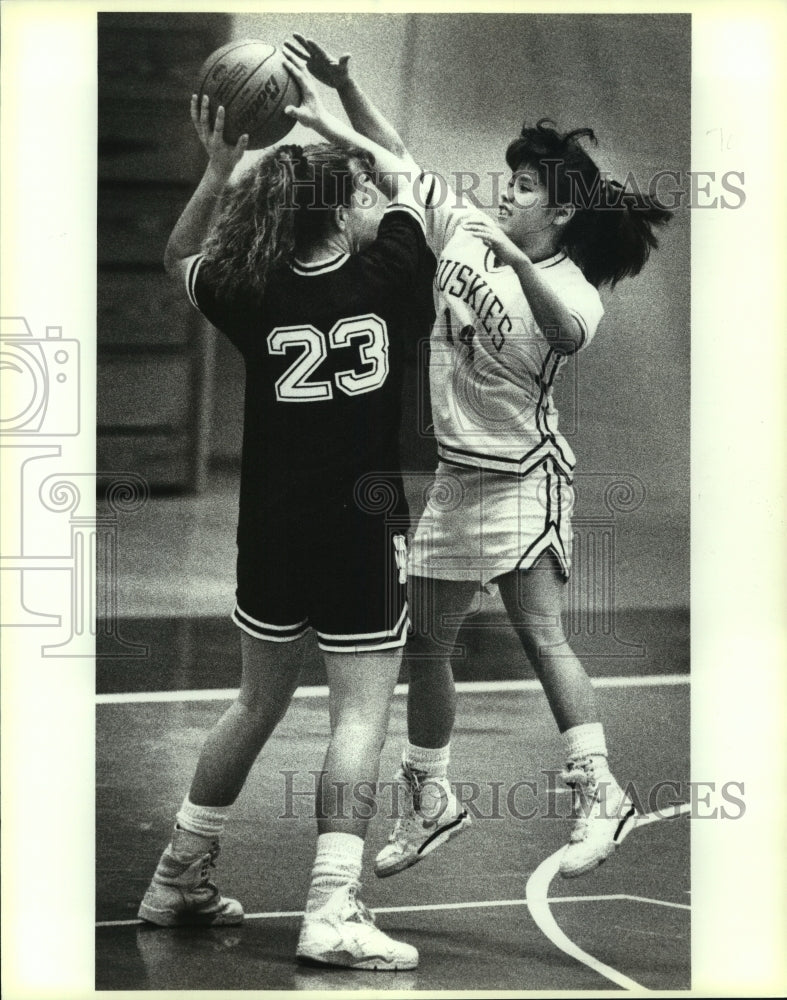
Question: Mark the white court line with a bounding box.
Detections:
[95,891,688,929]
[96,673,689,705]
[525,803,692,991]
[618,894,690,912]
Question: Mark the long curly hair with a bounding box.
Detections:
[506,119,673,287]
[200,143,373,299]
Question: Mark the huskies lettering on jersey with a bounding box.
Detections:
[435,257,512,350]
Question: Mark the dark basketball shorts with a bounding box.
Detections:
[232,472,409,653]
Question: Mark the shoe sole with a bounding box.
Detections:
[297,951,418,971]
[137,903,244,927]
[559,799,636,879]
[375,810,472,879]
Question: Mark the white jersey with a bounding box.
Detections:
[419,172,604,480]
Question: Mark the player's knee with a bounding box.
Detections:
[236,688,289,727]
[515,622,569,661]
[333,715,388,755]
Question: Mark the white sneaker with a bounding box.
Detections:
[296,883,418,970]
[138,828,244,926]
[559,757,636,878]
[374,763,471,878]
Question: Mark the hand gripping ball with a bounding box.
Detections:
[195,39,302,149]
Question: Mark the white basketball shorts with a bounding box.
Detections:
[408,457,574,586]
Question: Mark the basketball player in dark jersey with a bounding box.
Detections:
[138,58,433,970]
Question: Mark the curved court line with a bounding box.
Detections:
[526,852,644,991]
[96,673,689,705]
[525,803,691,991]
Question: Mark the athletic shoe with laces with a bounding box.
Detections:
[374,762,471,878]
[137,827,244,926]
[558,756,637,878]
[296,882,418,970]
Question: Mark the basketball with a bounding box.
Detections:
[195,40,302,150]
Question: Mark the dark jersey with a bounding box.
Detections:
[185,197,432,512]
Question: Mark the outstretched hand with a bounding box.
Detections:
[284,33,352,89]
[282,50,331,132]
[461,217,527,267]
[191,95,248,179]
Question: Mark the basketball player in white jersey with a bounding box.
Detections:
[286,35,672,881]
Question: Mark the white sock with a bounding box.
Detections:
[175,795,230,839]
[404,741,450,779]
[306,832,364,913]
[562,724,609,769]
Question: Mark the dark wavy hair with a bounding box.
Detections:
[506,119,673,287]
[200,143,373,298]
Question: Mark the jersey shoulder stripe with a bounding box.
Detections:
[421,172,438,207]
[385,201,426,234]
[185,254,203,310]
[569,310,590,348]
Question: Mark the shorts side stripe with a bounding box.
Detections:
[438,441,575,481]
[316,605,408,642]
[515,527,570,579]
[317,611,410,653]
[234,604,308,631]
[232,604,309,642]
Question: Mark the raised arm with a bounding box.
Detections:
[163,97,248,280]
[283,53,417,200]
[284,34,417,170]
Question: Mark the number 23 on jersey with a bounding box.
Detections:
[267,314,389,402]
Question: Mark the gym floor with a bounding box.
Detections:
[96,472,690,992]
